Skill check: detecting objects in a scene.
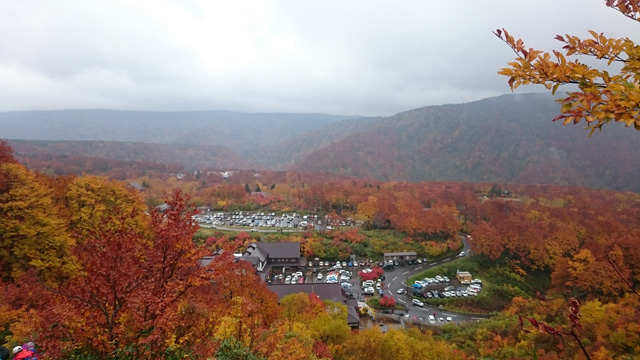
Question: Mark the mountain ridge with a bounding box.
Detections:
[3,93,639,192]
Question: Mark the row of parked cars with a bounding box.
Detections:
[272,271,306,285]
[411,279,483,299]
[411,275,450,289]
[318,269,352,284]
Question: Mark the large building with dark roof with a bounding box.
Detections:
[241,242,305,272]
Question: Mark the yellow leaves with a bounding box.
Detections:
[0,163,77,282]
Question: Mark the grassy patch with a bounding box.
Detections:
[408,255,551,313]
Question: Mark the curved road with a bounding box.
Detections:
[359,235,491,325]
[202,222,490,325]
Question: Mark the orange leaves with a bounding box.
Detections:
[495,7,640,132]
[32,190,235,357]
[605,0,640,21]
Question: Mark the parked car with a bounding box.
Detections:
[412,299,424,307]
[397,288,406,295]
[363,287,375,295]
[428,315,435,322]
[317,273,323,280]
[446,316,453,322]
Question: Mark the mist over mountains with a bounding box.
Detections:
[3,93,639,192]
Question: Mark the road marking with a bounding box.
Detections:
[415,266,422,270]
[471,317,485,320]
[392,276,398,281]
[444,258,451,261]
[402,271,409,275]
[431,262,438,265]
[443,313,457,317]
[397,299,406,304]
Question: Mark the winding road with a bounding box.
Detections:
[201,220,490,325]
[356,235,492,326]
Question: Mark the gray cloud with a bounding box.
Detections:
[0,0,635,116]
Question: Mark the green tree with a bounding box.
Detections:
[495,0,639,133]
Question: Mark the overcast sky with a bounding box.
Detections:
[0,0,635,116]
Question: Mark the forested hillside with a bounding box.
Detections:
[9,140,250,174]
[293,93,640,192]
[5,94,640,192]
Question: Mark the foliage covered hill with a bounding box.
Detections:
[9,140,251,172]
[0,109,352,152]
[292,93,640,192]
[4,94,640,192]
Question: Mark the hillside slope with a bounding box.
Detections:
[244,116,381,169]
[9,140,251,171]
[293,93,640,192]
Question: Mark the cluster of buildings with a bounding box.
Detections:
[201,241,360,328]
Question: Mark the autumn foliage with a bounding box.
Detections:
[379,295,396,307]
[359,267,384,281]
[3,137,640,358]
[495,0,640,132]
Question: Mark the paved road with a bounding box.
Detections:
[353,235,491,325]
[205,223,489,325]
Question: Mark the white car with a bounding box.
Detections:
[428,315,435,322]
[317,273,323,280]
[412,299,424,307]
[446,316,453,322]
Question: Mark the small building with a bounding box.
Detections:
[383,251,417,261]
[456,269,472,282]
[268,283,360,329]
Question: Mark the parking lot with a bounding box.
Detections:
[268,266,308,284]
[194,211,357,232]
[409,276,483,299]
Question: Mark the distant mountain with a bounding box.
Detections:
[292,93,640,192]
[244,116,381,169]
[0,109,353,152]
[4,94,640,192]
